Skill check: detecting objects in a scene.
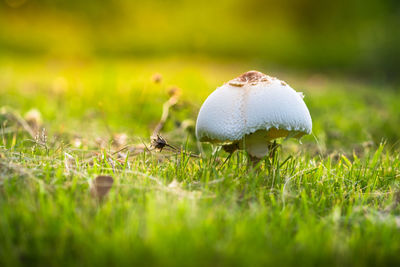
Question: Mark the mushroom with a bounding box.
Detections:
[195,70,312,164]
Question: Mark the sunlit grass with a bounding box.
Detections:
[0,58,400,266]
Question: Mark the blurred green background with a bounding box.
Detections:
[2,2,400,266]
[1,0,400,152]
[1,0,399,79]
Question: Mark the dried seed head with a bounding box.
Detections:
[41,128,47,144]
[152,73,163,84]
[167,87,181,98]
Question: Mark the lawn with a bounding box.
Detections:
[1,57,400,267]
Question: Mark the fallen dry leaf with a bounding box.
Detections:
[91,175,114,199]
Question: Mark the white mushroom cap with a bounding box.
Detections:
[196,70,312,158]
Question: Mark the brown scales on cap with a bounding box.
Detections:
[228,70,273,87]
[236,71,266,82]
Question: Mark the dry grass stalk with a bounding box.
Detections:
[152,88,180,137]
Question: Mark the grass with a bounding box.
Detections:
[0,57,400,267]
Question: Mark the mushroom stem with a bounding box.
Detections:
[241,131,271,159]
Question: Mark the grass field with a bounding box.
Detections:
[1,57,400,267]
